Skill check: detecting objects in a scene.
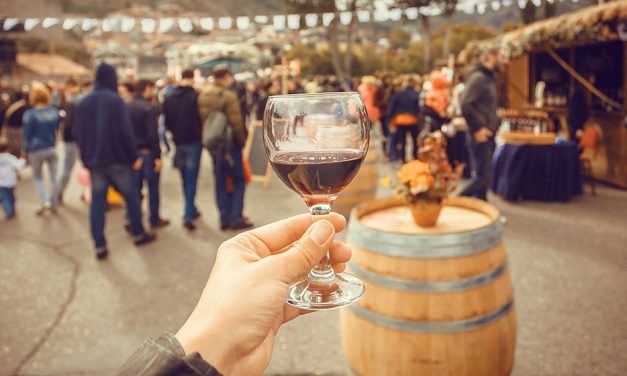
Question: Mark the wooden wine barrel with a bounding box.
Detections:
[334,148,379,218]
[341,196,516,376]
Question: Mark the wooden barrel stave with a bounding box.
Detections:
[341,308,517,376]
[341,196,516,376]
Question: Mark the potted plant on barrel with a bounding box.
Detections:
[383,133,464,227]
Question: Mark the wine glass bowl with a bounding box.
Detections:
[263,92,369,309]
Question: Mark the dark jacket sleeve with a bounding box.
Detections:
[223,91,247,149]
[22,110,33,152]
[461,72,488,134]
[118,101,140,162]
[387,93,398,119]
[118,334,222,376]
[147,104,161,157]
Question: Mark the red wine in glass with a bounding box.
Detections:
[270,150,365,207]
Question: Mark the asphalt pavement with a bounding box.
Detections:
[0,150,626,376]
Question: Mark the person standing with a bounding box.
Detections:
[198,66,252,231]
[4,91,29,157]
[127,79,169,230]
[163,69,203,231]
[22,86,61,214]
[57,78,81,204]
[75,63,156,260]
[459,46,509,201]
[0,138,25,219]
[387,76,421,163]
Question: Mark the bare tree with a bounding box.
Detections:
[440,0,458,58]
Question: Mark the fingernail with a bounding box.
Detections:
[309,221,333,245]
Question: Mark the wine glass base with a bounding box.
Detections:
[286,272,365,310]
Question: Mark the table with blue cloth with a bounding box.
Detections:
[491,142,583,201]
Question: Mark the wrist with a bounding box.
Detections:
[175,317,235,375]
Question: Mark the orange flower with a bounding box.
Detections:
[397,160,430,184]
[410,174,434,189]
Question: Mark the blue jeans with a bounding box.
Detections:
[211,148,245,227]
[158,116,171,153]
[90,164,145,249]
[0,187,15,217]
[173,143,202,222]
[132,151,161,226]
[460,138,496,201]
[58,142,78,198]
[29,147,59,206]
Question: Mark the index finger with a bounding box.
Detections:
[242,213,346,254]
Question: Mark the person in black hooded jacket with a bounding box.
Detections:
[162,69,203,231]
[75,63,156,259]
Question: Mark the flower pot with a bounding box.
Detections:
[409,200,443,227]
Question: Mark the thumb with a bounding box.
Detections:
[272,220,335,284]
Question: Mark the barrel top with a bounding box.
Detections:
[361,205,492,235]
[348,197,503,258]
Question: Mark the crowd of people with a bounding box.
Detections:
[0,63,258,259]
[0,45,508,260]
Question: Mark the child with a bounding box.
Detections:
[0,138,25,219]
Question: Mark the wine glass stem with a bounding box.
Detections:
[308,203,336,283]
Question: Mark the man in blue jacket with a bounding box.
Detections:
[75,63,156,260]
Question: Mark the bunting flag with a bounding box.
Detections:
[0,0,587,36]
[63,18,81,30]
[305,13,318,28]
[322,13,334,27]
[218,17,232,30]
[357,10,370,22]
[24,18,40,31]
[339,12,352,26]
[178,18,193,33]
[237,16,250,30]
[82,18,99,32]
[141,18,157,33]
[406,8,419,20]
[159,18,174,33]
[42,17,60,29]
[200,17,214,31]
[273,15,286,30]
[287,14,300,30]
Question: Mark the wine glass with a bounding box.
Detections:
[263,92,368,310]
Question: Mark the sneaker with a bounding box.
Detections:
[192,211,202,221]
[183,221,196,231]
[35,206,47,216]
[151,218,170,230]
[95,247,109,260]
[6,213,16,220]
[220,223,230,231]
[134,232,157,246]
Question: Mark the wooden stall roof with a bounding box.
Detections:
[460,1,627,62]
[16,53,91,77]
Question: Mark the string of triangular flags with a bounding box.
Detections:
[0,0,579,34]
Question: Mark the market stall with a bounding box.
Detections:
[461,1,627,188]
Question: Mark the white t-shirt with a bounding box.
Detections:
[0,153,25,188]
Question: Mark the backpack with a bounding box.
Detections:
[202,90,232,152]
